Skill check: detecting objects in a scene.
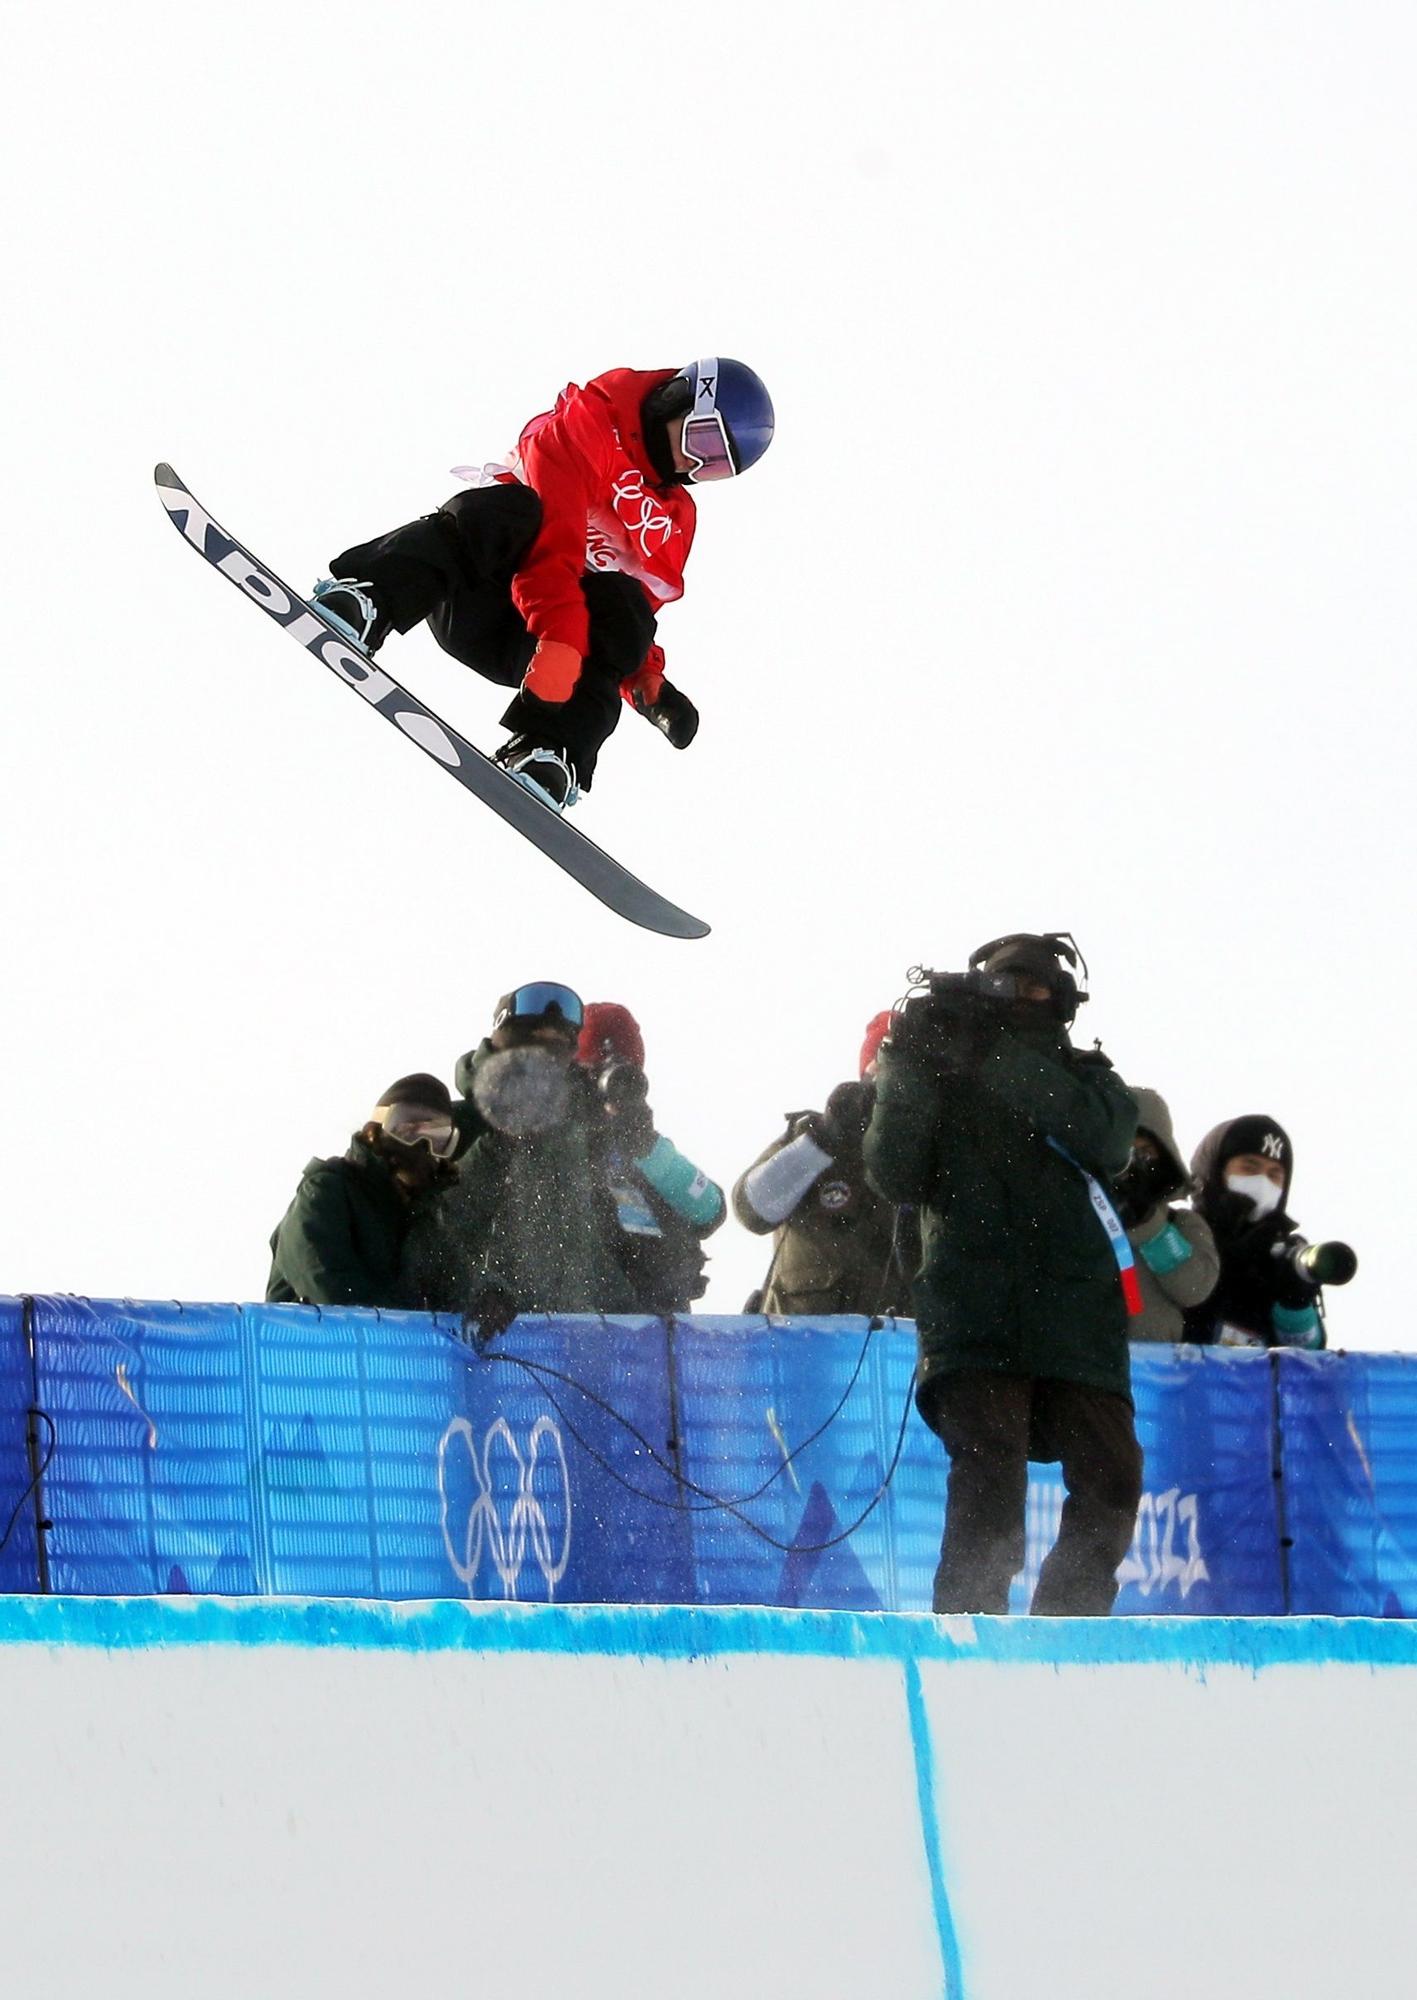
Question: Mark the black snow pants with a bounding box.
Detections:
[330,484,657,787]
[917,1371,1144,1616]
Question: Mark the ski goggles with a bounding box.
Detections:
[372,1103,458,1159]
[679,358,738,483]
[680,409,737,483]
[492,981,585,1033]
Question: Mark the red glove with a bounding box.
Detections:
[620,644,666,712]
[523,639,582,705]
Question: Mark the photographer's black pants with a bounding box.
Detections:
[917,1372,1143,1616]
[330,484,657,787]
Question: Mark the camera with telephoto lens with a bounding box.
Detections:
[594,1060,654,1155]
[1272,1236,1358,1289]
[597,1062,650,1112]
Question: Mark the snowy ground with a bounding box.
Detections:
[0,1598,1411,1999]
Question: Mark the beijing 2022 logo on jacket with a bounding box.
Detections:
[438,1415,573,1600]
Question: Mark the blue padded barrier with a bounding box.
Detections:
[1277,1350,1417,1616]
[6,1296,1415,1614]
[0,1298,35,1591]
[671,1323,1282,1614]
[25,1298,692,1605]
[671,1315,931,1612]
[1043,1344,1284,1615]
[34,1298,265,1596]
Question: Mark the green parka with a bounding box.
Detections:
[266,1135,436,1308]
[863,1013,1139,1399]
[403,1041,638,1315]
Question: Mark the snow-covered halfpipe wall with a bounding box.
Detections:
[0,1598,1412,1999]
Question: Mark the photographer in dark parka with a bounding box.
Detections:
[1184,1115,1356,1349]
[266,1074,460,1307]
[864,933,1143,1617]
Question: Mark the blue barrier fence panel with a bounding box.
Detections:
[27,1299,694,1605]
[670,1316,930,1611]
[1017,1349,1283,1612]
[1004,1348,1284,1613]
[32,1297,264,1595]
[381,1310,692,1605]
[1116,1345,1284,1614]
[22,1295,1417,1616]
[1278,1350,1417,1617]
[0,1298,36,1592]
[248,1302,451,1599]
[672,1324,1288,1615]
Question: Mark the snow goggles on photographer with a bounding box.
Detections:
[492,982,585,1033]
[372,1103,458,1159]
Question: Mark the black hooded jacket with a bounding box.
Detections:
[1182,1116,1323,1347]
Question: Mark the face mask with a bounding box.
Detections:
[1225,1171,1283,1218]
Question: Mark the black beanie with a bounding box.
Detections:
[374,1073,452,1114]
[1215,1114,1292,1175]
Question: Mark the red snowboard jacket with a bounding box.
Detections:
[506,367,697,662]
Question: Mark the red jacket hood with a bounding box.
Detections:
[522,366,684,496]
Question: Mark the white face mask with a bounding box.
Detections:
[1225,1171,1283,1218]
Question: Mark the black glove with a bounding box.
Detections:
[822,1080,875,1151]
[600,1062,656,1155]
[1268,1252,1322,1312]
[788,1109,833,1149]
[892,993,996,1071]
[640,680,699,749]
[1225,1211,1295,1284]
[460,1276,518,1350]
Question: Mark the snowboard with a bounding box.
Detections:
[153,465,709,939]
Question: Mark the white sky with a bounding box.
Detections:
[2,2,1414,1339]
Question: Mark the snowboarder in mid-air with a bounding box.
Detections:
[309,358,775,812]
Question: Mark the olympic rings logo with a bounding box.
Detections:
[611,470,674,558]
[437,1415,573,1600]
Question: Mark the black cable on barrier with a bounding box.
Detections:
[489,1348,918,1556]
[445,1314,878,1511]
[517,1313,881,1512]
[0,1409,56,1561]
[439,1323,918,1556]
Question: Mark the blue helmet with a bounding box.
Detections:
[671,357,775,481]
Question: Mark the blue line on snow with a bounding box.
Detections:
[904,1655,965,1998]
[0,1596,1414,1669]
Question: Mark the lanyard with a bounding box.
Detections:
[1046,1137,1144,1317]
